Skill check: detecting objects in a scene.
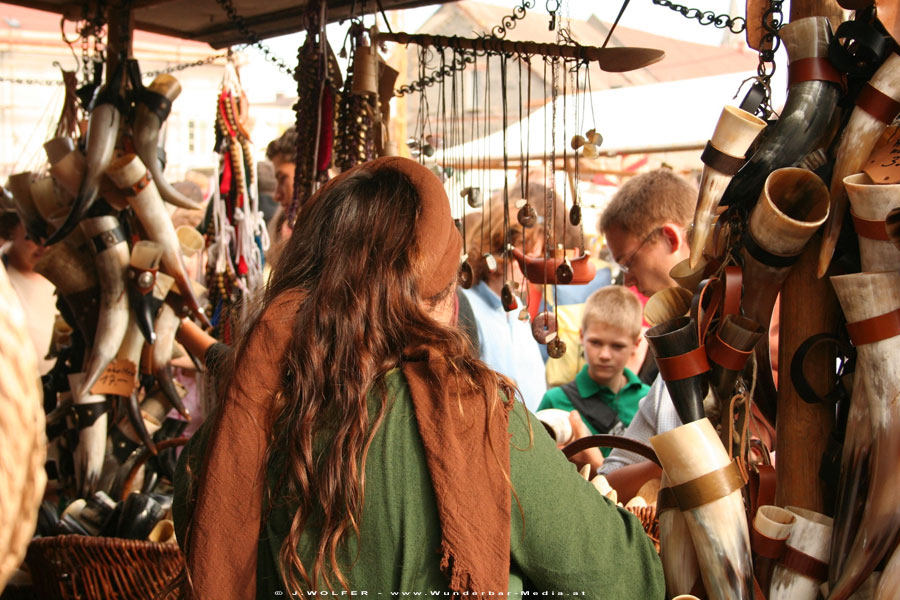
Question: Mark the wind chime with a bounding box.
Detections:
[206,59,266,344]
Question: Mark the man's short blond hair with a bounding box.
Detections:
[581,286,643,340]
[598,168,697,239]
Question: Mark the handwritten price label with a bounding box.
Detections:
[864,125,900,184]
[89,358,137,396]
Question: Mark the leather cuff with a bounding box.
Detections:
[856,82,900,125]
[851,209,890,241]
[846,307,900,346]
[701,141,746,176]
[788,57,843,87]
[670,459,747,511]
[656,346,710,381]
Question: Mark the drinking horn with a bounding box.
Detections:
[689,105,766,268]
[828,374,872,590]
[752,505,796,595]
[768,506,833,600]
[720,16,842,212]
[828,271,900,600]
[708,314,765,403]
[46,65,125,245]
[650,418,753,600]
[7,171,46,242]
[875,541,900,599]
[658,472,703,597]
[844,173,900,272]
[643,286,693,327]
[33,230,99,342]
[67,372,109,498]
[645,316,709,424]
[149,291,196,420]
[45,138,129,212]
[819,52,900,277]
[133,74,202,210]
[127,240,164,345]
[78,215,130,397]
[105,154,211,328]
[29,176,70,232]
[741,167,829,422]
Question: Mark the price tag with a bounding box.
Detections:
[863,125,900,184]
[89,358,137,396]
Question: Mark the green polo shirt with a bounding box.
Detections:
[538,366,649,448]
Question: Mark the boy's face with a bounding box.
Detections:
[580,321,639,387]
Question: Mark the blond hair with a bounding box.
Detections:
[598,168,697,239]
[466,180,580,283]
[581,286,643,340]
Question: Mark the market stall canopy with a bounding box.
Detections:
[441,69,788,161]
[1,0,441,47]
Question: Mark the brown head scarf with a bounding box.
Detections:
[186,158,511,597]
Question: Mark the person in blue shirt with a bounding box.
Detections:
[460,181,578,412]
[538,285,650,471]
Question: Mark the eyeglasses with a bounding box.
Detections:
[615,227,661,274]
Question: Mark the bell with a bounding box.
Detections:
[351,43,378,97]
[517,203,537,228]
[569,203,582,226]
[466,188,483,209]
[458,260,474,289]
[556,258,574,284]
[483,253,498,273]
[500,282,518,312]
[547,337,567,358]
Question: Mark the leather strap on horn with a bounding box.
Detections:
[744,230,802,268]
[121,171,153,197]
[90,225,126,254]
[846,307,900,345]
[656,346,711,381]
[752,528,787,560]
[707,332,753,371]
[781,546,829,582]
[851,209,890,241]
[135,87,173,123]
[701,141,746,176]
[788,57,843,88]
[657,487,676,513]
[856,82,900,125]
[73,400,110,430]
[128,266,158,295]
[749,464,777,520]
[669,459,746,510]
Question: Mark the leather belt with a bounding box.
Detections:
[744,230,802,268]
[781,545,829,582]
[90,225,126,254]
[707,330,754,371]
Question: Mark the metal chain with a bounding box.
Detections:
[212,0,296,76]
[395,48,474,96]
[142,50,235,77]
[492,0,537,39]
[650,0,746,33]
[754,0,784,116]
[0,75,64,86]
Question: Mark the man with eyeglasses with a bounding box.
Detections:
[595,168,698,495]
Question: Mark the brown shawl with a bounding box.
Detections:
[186,157,512,597]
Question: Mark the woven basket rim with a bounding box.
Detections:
[29,534,182,553]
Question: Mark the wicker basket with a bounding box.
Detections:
[562,434,661,549]
[25,535,184,600]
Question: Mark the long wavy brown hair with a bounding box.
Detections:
[226,166,513,593]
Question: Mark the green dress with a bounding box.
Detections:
[174,369,664,598]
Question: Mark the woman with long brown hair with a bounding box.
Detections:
[174,157,663,598]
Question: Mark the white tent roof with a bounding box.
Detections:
[441,68,788,161]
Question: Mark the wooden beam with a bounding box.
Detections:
[775,0,845,513]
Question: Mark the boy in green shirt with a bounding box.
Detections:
[538,286,650,464]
